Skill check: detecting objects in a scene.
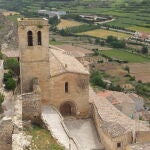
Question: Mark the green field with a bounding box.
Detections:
[101,49,150,63]
[127,26,150,32]
[0,0,149,32]
[79,29,130,39]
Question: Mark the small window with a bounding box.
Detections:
[37,31,42,45]
[65,82,68,93]
[27,31,33,46]
[117,142,121,148]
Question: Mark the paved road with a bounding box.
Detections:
[65,118,104,150]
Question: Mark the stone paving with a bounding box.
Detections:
[65,118,104,150]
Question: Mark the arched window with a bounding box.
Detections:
[65,82,68,93]
[27,31,33,46]
[37,31,42,45]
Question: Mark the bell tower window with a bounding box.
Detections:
[65,82,69,93]
[37,31,42,45]
[27,31,33,46]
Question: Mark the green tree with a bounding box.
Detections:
[106,35,117,43]
[90,71,106,88]
[48,16,60,26]
[141,46,148,54]
[95,38,100,45]
[4,58,19,76]
[5,78,16,91]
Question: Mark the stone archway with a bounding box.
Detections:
[60,101,76,116]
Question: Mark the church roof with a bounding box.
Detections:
[49,46,89,77]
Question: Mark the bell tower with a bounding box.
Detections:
[18,18,50,99]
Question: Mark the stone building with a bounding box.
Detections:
[90,88,150,150]
[18,18,89,118]
[0,60,4,87]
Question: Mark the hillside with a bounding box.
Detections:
[0,0,149,31]
[0,14,18,50]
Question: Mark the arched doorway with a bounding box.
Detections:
[60,101,76,116]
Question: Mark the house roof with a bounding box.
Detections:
[56,44,93,57]
[97,90,135,104]
[89,87,150,133]
[101,121,126,138]
[49,46,89,77]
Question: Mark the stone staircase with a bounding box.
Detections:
[41,105,79,150]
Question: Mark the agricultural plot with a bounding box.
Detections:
[128,63,150,83]
[79,29,130,39]
[101,49,150,63]
[57,19,83,29]
[127,26,150,33]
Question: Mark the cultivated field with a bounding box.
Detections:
[57,19,83,29]
[127,26,150,33]
[2,10,20,16]
[79,29,130,39]
[128,63,150,83]
[101,49,150,63]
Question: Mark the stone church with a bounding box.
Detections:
[18,18,89,118]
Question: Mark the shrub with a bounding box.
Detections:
[141,46,148,54]
[124,65,130,73]
[0,51,3,59]
[129,76,135,81]
[3,70,14,82]
[0,93,4,106]
[5,78,16,91]
[4,58,19,76]
[90,71,106,88]
[108,84,123,92]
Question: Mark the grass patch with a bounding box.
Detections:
[49,40,64,45]
[127,26,150,32]
[25,125,65,150]
[57,19,83,29]
[101,49,150,63]
[78,29,130,39]
[6,14,23,22]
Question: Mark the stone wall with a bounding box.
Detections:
[0,119,13,150]
[0,60,4,87]
[136,131,150,143]
[22,78,41,123]
[48,73,90,118]
[22,92,41,123]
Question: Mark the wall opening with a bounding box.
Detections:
[117,142,121,148]
[37,31,42,45]
[65,82,69,93]
[60,101,76,116]
[27,31,33,46]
